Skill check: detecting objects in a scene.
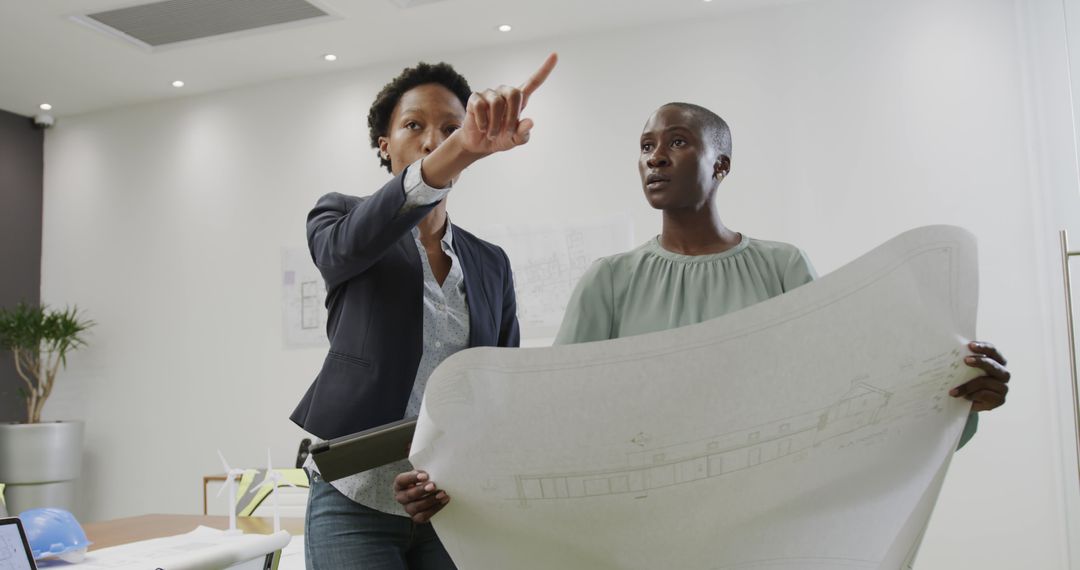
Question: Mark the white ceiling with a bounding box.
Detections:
[0,0,809,118]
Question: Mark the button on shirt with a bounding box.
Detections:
[305,159,471,516]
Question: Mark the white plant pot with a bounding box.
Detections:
[0,421,84,515]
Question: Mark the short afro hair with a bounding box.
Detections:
[368,62,472,173]
[661,102,732,162]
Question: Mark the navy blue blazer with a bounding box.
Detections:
[290,172,520,440]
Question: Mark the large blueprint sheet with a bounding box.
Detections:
[411,226,978,570]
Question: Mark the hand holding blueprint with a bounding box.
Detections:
[411,226,980,570]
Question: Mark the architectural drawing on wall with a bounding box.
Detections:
[281,247,328,348]
[513,381,892,505]
[300,280,321,330]
[478,214,634,338]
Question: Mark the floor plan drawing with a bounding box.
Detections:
[514,381,893,505]
[281,246,328,348]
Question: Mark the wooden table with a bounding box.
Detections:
[83,514,305,551]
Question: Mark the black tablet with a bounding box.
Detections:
[0,517,37,570]
[309,417,417,482]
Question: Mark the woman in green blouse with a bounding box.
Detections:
[554,102,815,344]
[394,102,1011,523]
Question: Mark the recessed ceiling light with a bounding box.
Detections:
[497,24,512,32]
[39,103,52,111]
[172,80,185,88]
[323,54,338,62]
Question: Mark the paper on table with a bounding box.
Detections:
[410,225,979,570]
[70,526,290,570]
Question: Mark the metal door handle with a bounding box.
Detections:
[1060,230,1080,492]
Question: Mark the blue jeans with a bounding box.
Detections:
[304,471,457,570]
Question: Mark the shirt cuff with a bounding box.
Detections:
[399,157,452,213]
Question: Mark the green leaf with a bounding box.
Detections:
[0,303,94,368]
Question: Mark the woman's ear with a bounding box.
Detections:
[378,137,390,161]
[715,155,732,180]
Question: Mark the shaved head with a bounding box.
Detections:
[659,102,732,161]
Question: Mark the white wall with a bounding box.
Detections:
[1039,0,1080,563]
[39,0,1077,567]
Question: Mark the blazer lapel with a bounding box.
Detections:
[399,233,424,333]
[454,235,493,347]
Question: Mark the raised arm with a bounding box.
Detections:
[419,53,558,188]
[307,174,437,289]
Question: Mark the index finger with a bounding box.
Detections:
[968,341,1007,367]
[393,470,427,490]
[519,52,559,103]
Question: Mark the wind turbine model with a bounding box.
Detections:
[256,449,299,533]
[216,450,247,535]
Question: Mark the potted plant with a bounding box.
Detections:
[0,304,93,515]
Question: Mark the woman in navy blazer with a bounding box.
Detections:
[290,179,521,441]
[291,55,557,569]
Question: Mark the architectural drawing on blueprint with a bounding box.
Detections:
[505,335,968,506]
[513,380,893,505]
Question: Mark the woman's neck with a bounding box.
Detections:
[659,205,740,255]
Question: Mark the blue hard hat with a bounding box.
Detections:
[17,507,92,563]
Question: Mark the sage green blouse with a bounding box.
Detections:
[554,233,978,447]
[555,234,815,344]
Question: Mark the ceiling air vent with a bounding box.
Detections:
[75,0,334,49]
[385,0,450,8]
